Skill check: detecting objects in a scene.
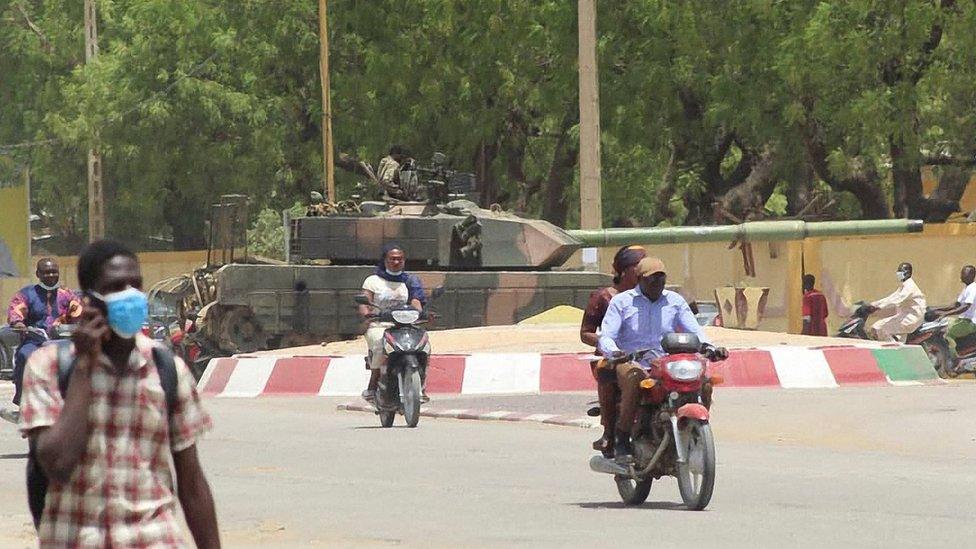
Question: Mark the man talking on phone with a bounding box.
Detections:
[19,240,220,547]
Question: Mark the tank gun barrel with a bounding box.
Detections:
[567,219,924,247]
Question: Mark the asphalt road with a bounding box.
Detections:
[0,384,973,547]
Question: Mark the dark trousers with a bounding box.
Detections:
[13,341,41,406]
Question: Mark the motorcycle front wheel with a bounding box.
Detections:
[378,374,398,428]
[400,367,422,428]
[676,420,716,510]
[615,476,652,506]
[920,338,952,378]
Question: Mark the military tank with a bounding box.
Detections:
[162,166,924,354]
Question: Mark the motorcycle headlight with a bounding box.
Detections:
[665,359,704,381]
[391,309,421,324]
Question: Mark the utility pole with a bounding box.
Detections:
[84,0,105,241]
[318,0,335,203]
[577,0,603,270]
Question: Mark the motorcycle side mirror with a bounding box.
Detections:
[353,294,371,305]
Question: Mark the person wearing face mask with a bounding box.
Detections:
[598,257,728,461]
[580,245,646,457]
[867,262,927,342]
[19,239,220,547]
[360,243,427,402]
[4,258,81,418]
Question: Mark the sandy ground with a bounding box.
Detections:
[253,324,887,356]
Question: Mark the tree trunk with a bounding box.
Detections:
[890,138,928,219]
[541,108,579,227]
[716,149,777,219]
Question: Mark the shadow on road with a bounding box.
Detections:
[572,500,686,511]
[0,453,27,460]
[350,425,415,430]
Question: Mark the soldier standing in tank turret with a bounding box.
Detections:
[376,145,409,199]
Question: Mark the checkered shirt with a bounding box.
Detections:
[20,334,212,548]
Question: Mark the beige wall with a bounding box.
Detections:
[1,250,208,315]
[569,224,976,334]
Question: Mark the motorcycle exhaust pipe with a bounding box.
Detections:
[589,455,630,476]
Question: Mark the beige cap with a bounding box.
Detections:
[636,257,667,277]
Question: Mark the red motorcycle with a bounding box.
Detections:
[589,333,723,510]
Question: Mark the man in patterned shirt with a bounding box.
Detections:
[6,258,81,415]
[20,240,220,547]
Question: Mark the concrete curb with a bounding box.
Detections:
[336,402,598,429]
[199,345,943,398]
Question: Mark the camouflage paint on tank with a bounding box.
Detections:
[212,264,610,344]
[291,202,578,269]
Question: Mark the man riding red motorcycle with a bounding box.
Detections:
[597,257,728,461]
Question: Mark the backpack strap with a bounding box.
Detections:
[54,341,75,396]
[151,346,179,418]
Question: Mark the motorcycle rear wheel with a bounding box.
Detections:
[614,476,652,506]
[677,420,715,511]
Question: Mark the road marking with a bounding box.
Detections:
[219,357,277,397]
[479,410,514,419]
[318,356,370,396]
[524,413,558,422]
[765,347,839,388]
[461,353,541,394]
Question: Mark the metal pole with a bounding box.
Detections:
[84,0,105,241]
[318,0,335,203]
[577,0,602,270]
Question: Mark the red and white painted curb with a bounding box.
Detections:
[198,345,940,398]
[336,402,597,429]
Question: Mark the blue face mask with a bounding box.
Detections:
[93,287,148,339]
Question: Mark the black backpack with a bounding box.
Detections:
[25,342,178,529]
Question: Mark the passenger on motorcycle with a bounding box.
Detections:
[580,245,646,456]
[4,259,81,418]
[867,262,926,342]
[597,257,728,461]
[359,244,427,402]
[932,265,976,352]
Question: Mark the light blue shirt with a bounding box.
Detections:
[598,287,706,365]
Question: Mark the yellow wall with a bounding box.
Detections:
[1,250,208,313]
[570,223,976,334]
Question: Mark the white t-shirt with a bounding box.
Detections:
[362,274,409,310]
[956,282,976,322]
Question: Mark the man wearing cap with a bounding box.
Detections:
[580,245,646,456]
[598,257,728,461]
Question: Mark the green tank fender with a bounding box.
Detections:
[567,219,924,247]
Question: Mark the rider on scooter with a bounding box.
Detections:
[597,257,728,461]
[359,244,426,402]
[866,262,927,342]
[932,265,976,353]
[3,258,81,421]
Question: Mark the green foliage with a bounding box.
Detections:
[2,0,974,251]
[247,202,304,261]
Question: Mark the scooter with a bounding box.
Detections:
[588,334,724,510]
[354,288,443,428]
[836,301,949,374]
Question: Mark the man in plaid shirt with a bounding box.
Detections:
[20,240,220,548]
